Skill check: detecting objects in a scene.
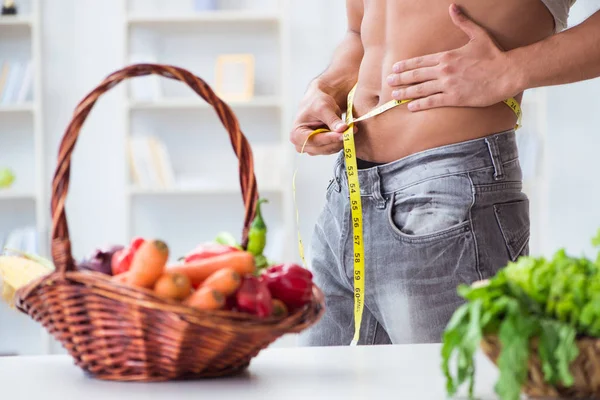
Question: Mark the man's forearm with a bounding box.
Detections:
[510,11,600,93]
[311,31,364,109]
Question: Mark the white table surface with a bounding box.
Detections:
[0,344,502,400]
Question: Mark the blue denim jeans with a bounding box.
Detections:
[298,129,530,346]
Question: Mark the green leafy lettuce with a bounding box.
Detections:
[441,230,600,400]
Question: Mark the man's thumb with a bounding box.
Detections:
[449,4,486,41]
[324,112,348,133]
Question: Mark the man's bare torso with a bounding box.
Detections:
[353,0,556,162]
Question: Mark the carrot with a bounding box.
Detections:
[184,286,225,310]
[153,272,192,301]
[200,268,241,297]
[167,251,255,286]
[126,239,169,288]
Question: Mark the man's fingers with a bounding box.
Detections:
[292,127,342,150]
[297,140,343,156]
[407,94,452,112]
[387,66,438,87]
[392,54,441,74]
[449,3,487,41]
[304,142,343,156]
[308,129,344,147]
[392,80,442,101]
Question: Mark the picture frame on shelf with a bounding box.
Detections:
[215,54,255,102]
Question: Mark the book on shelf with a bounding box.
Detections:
[128,135,175,189]
[1,226,39,254]
[0,60,33,105]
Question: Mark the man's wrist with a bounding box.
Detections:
[504,48,531,95]
[312,75,353,107]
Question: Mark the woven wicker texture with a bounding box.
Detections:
[482,335,600,399]
[14,63,325,382]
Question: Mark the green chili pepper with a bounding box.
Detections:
[247,198,268,257]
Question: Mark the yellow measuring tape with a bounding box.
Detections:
[293,86,522,346]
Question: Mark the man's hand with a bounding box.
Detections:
[387,3,518,112]
[290,81,349,156]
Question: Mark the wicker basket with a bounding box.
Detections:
[13,63,325,382]
[481,335,600,399]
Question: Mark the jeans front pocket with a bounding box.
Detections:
[387,174,474,243]
[493,199,530,261]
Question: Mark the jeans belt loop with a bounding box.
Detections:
[485,136,505,181]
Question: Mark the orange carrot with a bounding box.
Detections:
[184,286,225,310]
[153,272,192,301]
[200,268,241,297]
[167,251,255,286]
[126,240,169,288]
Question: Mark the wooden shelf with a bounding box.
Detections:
[128,96,282,111]
[126,12,281,26]
[0,16,33,27]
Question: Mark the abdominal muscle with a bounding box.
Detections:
[352,0,555,163]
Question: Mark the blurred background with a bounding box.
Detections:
[0,0,599,356]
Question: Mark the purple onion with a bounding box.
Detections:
[77,245,124,276]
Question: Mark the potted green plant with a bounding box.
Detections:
[442,229,600,400]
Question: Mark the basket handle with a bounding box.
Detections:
[51,63,259,274]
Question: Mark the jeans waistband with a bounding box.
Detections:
[333,129,519,197]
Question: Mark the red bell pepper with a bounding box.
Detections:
[111,237,145,275]
[183,242,238,264]
[235,276,273,318]
[261,263,313,310]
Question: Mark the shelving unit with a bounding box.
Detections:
[0,3,45,247]
[0,1,45,249]
[122,0,294,264]
[0,0,50,356]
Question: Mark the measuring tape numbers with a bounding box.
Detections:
[294,85,522,346]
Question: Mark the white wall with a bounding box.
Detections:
[541,2,600,258]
